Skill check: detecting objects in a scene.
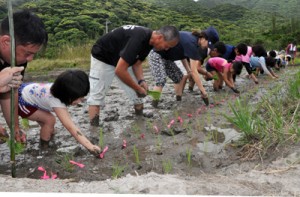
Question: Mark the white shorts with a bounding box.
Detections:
[87,56,143,108]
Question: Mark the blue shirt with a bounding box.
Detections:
[156,31,201,61]
[223,44,236,62]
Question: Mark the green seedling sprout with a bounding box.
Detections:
[112,163,126,179]
[186,147,192,167]
[162,159,173,174]
[99,127,104,149]
[147,90,161,101]
[133,145,140,165]
[21,118,30,130]
[212,75,218,80]
[7,140,25,155]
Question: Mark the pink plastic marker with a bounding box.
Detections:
[187,114,193,117]
[153,125,159,134]
[38,166,46,172]
[122,139,127,149]
[177,116,183,125]
[140,133,145,139]
[41,170,50,180]
[99,146,108,159]
[51,173,58,179]
[69,160,85,168]
[167,119,175,128]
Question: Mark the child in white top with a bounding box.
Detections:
[18,70,101,156]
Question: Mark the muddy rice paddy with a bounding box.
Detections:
[0,65,300,195]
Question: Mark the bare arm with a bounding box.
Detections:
[54,107,101,155]
[189,59,207,95]
[132,60,148,91]
[115,57,146,95]
[222,68,234,88]
[181,59,191,74]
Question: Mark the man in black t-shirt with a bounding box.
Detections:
[87,25,179,126]
[0,10,48,143]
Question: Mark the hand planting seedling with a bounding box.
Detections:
[147,90,161,101]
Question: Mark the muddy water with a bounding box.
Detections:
[0,66,286,181]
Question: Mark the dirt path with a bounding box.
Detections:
[0,66,299,195]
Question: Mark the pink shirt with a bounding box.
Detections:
[235,46,252,63]
[208,57,231,73]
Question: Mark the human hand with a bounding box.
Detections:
[139,80,148,92]
[15,129,26,144]
[88,145,102,157]
[231,87,240,94]
[0,67,24,92]
[136,87,147,98]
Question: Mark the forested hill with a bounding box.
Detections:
[0,0,299,58]
[193,0,300,18]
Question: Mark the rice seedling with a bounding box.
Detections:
[155,135,162,154]
[55,153,75,172]
[162,159,173,174]
[133,145,140,165]
[186,147,192,167]
[7,140,25,155]
[131,123,141,138]
[99,127,104,149]
[112,163,126,179]
[21,118,30,130]
[147,90,161,101]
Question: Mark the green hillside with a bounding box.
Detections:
[0,0,298,58]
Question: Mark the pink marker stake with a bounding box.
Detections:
[38,166,46,172]
[99,146,108,159]
[122,139,127,149]
[177,116,183,125]
[41,170,50,180]
[167,119,175,128]
[187,113,193,117]
[51,173,58,180]
[69,160,85,168]
[153,125,159,134]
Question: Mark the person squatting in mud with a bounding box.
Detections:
[148,26,220,107]
[0,10,48,144]
[18,70,102,156]
[87,25,179,126]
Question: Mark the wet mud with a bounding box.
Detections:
[0,66,298,183]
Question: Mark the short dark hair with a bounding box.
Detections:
[265,56,276,68]
[157,25,179,42]
[232,61,243,75]
[51,70,90,106]
[213,41,226,56]
[236,43,248,55]
[269,50,277,58]
[252,45,267,57]
[0,9,48,46]
[191,30,207,40]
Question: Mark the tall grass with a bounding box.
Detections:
[225,69,300,157]
[27,44,92,72]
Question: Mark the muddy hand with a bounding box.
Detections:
[8,74,23,88]
[231,87,240,94]
[0,127,9,144]
[136,87,147,98]
[88,145,101,157]
[15,129,26,144]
